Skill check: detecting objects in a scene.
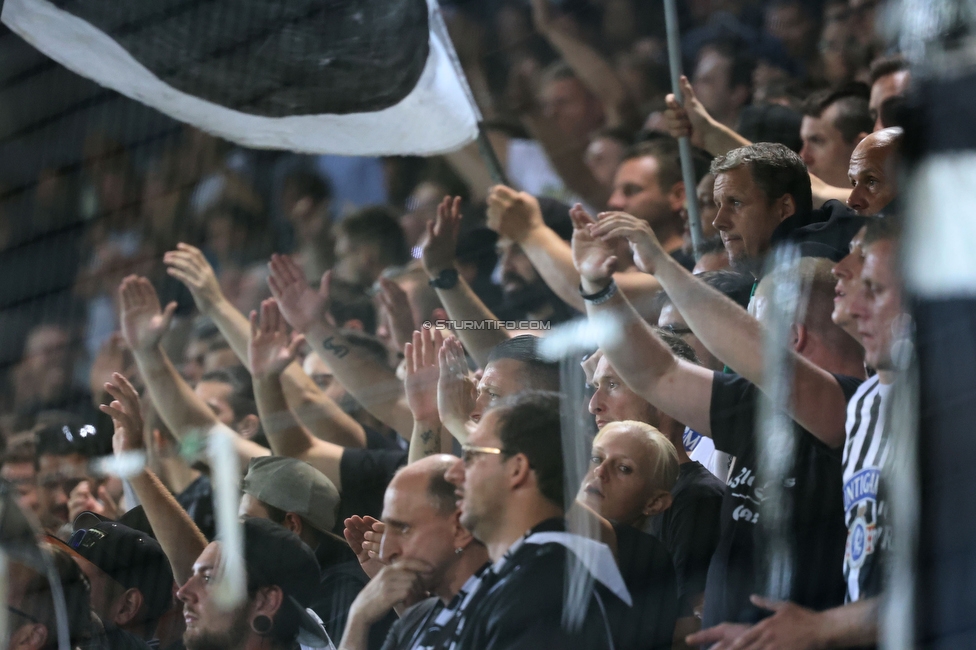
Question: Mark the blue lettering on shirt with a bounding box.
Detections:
[843,468,880,513]
[683,428,702,453]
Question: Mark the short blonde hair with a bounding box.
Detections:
[593,420,680,493]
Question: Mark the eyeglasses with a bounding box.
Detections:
[661,324,693,337]
[461,444,505,466]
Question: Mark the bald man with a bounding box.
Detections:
[846,127,903,216]
[340,455,490,650]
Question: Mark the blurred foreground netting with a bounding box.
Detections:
[0,480,71,650]
[755,245,806,600]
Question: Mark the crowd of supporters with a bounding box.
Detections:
[0,0,915,648]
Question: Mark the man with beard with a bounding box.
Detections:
[484,136,701,319]
[420,195,575,367]
[494,239,577,324]
[177,517,332,650]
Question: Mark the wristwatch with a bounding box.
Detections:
[429,268,459,290]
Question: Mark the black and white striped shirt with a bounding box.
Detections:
[842,374,892,602]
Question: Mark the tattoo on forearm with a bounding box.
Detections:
[322,336,350,359]
[420,426,441,454]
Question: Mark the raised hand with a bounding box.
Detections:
[68,480,119,522]
[163,243,224,314]
[100,372,146,455]
[422,196,462,278]
[569,204,618,285]
[404,328,446,422]
[267,254,330,334]
[437,337,477,433]
[343,515,387,579]
[118,275,177,353]
[486,185,545,244]
[248,299,302,379]
[664,75,711,146]
[589,211,665,274]
[377,277,417,354]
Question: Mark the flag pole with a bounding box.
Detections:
[477,123,510,186]
[430,3,510,187]
[663,0,704,260]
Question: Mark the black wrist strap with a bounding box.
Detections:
[579,280,616,303]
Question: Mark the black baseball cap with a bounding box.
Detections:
[68,513,174,620]
[242,517,331,647]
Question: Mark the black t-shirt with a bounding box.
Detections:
[337,448,408,526]
[176,474,216,541]
[612,523,679,650]
[771,200,867,262]
[646,461,725,616]
[703,371,860,627]
[365,424,405,451]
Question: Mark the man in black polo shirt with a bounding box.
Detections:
[574,211,864,629]
[442,391,636,649]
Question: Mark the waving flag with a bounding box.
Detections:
[1,0,480,155]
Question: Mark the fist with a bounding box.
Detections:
[486,186,544,243]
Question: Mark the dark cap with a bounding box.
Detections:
[241,456,340,534]
[68,513,174,620]
[242,517,330,646]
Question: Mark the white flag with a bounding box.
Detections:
[1,0,480,156]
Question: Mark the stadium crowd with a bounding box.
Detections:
[0,0,914,648]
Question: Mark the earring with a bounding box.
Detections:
[251,615,272,635]
[455,547,464,555]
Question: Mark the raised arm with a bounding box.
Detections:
[423,196,509,368]
[530,0,639,130]
[590,211,849,449]
[118,275,269,467]
[665,76,850,208]
[570,207,714,436]
[267,255,414,439]
[247,298,345,488]
[436,337,477,446]
[509,60,610,209]
[100,373,207,584]
[486,187,662,316]
[404,328,453,463]
[164,243,366,448]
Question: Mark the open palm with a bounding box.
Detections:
[118,275,176,352]
[249,299,300,379]
[570,205,618,283]
[267,254,330,333]
[404,328,445,422]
